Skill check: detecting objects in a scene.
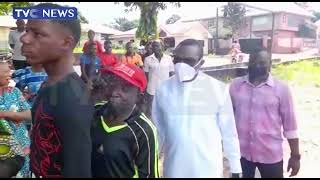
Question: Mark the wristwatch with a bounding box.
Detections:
[291,153,301,160]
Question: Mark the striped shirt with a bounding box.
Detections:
[12,67,47,105]
[91,102,159,178]
[229,75,298,164]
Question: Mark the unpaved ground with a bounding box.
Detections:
[159,84,320,178]
[222,84,320,178]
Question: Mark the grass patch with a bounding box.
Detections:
[271,59,320,87]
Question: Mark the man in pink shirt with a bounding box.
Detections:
[229,48,300,178]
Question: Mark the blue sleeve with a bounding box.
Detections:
[80,55,87,65]
[12,69,26,90]
[13,87,31,112]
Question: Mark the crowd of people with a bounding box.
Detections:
[0,2,301,178]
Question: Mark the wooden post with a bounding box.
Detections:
[249,17,252,39]
[215,7,219,52]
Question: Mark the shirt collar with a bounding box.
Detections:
[241,74,274,87]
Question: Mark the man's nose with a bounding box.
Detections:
[20,32,30,44]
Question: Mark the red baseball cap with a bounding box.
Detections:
[101,63,147,92]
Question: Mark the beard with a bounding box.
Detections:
[248,66,269,78]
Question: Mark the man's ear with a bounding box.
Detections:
[62,35,75,50]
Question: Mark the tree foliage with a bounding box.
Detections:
[110,17,139,31]
[117,2,181,41]
[78,11,89,24]
[222,2,246,39]
[312,11,320,23]
[0,2,33,15]
[166,14,181,24]
[294,2,310,9]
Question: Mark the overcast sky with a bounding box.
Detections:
[53,2,320,26]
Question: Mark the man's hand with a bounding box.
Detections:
[287,155,300,177]
[87,80,93,90]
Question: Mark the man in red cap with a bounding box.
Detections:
[91,62,159,178]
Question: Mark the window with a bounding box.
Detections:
[252,15,272,27]
[287,14,300,28]
[282,14,286,23]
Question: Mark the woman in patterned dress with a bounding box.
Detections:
[0,62,31,178]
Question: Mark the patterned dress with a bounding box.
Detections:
[0,87,31,177]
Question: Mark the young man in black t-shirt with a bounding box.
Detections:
[91,63,159,178]
[20,3,93,178]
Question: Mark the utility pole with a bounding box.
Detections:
[270,13,275,53]
[215,7,219,53]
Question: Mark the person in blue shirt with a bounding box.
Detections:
[12,64,47,106]
[80,42,101,89]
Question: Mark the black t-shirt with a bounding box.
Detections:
[91,102,159,178]
[30,72,94,178]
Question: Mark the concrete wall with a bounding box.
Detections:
[0,27,10,50]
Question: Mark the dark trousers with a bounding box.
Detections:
[0,156,25,178]
[12,60,29,70]
[241,157,283,178]
[145,93,154,119]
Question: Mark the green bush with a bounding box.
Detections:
[272,59,320,87]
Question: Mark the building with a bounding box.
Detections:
[0,16,16,52]
[182,2,316,54]
[109,28,137,47]
[159,21,212,55]
[79,23,122,49]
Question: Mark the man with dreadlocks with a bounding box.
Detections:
[91,62,159,178]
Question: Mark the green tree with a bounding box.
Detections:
[78,11,89,24]
[311,11,320,22]
[117,2,181,41]
[222,2,246,39]
[110,17,139,31]
[166,14,181,24]
[294,2,310,9]
[0,2,33,15]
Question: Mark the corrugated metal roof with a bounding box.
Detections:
[159,21,212,38]
[81,23,122,35]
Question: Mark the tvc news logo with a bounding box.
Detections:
[13,7,77,20]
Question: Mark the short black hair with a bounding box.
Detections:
[176,39,203,60]
[88,29,95,34]
[104,40,112,45]
[126,41,133,47]
[32,3,81,47]
[249,47,271,62]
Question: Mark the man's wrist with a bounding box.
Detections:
[290,153,301,160]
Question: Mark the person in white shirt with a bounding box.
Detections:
[9,20,27,70]
[144,40,174,118]
[152,39,242,178]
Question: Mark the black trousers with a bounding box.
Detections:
[12,60,29,70]
[145,93,154,119]
[0,156,25,178]
[241,157,283,178]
